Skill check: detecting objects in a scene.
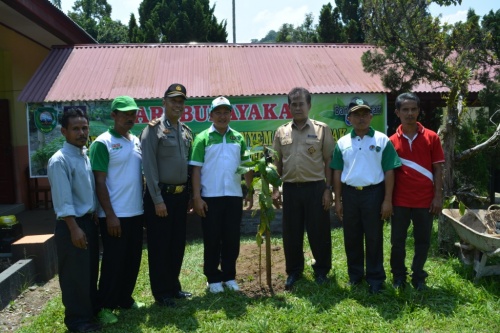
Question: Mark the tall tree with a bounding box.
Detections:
[68,0,128,43]
[317,3,345,43]
[137,0,227,43]
[275,14,318,43]
[335,0,364,42]
[362,0,500,252]
[275,23,297,43]
[317,1,364,43]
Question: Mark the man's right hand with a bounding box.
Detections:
[155,202,168,217]
[70,227,88,249]
[272,188,281,209]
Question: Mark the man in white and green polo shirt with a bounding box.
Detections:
[89,96,144,324]
[190,96,253,294]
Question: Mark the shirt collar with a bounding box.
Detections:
[396,122,425,137]
[108,128,129,138]
[350,126,375,138]
[63,141,87,156]
[291,118,312,130]
[208,124,232,135]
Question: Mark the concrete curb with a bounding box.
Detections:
[0,259,35,310]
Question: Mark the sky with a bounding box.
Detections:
[61,0,497,43]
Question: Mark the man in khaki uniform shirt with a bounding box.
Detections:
[272,87,335,290]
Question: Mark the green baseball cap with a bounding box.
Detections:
[111,96,139,112]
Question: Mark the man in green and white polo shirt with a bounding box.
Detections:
[89,96,144,323]
[190,96,253,294]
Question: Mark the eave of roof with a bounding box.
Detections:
[0,0,96,48]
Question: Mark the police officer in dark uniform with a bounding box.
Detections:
[141,83,193,307]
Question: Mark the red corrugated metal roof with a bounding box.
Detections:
[18,43,483,103]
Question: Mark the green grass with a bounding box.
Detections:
[17,223,500,333]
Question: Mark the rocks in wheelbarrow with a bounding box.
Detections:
[459,211,489,233]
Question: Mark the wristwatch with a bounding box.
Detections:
[325,185,333,191]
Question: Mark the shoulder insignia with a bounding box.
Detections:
[181,123,193,134]
[148,118,161,127]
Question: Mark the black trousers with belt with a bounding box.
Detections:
[342,183,386,286]
[144,186,189,300]
[55,215,99,330]
[282,180,332,277]
[97,215,143,309]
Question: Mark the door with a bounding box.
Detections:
[0,99,16,203]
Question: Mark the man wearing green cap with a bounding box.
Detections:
[89,96,144,324]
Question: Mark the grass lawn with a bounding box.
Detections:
[17,223,500,333]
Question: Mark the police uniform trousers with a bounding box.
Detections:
[390,206,433,284]
[342,183,386,286]
[97,215,143,309]
[144,186,189,300]
[55,214,99,330]
[282,180,332,277]
[201,196,242,283]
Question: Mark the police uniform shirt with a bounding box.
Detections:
[273,118,335,183]
[141,114,193,204]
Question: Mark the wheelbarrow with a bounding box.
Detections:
[442,208,500,282]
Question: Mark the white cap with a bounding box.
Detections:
[210,96,232,113]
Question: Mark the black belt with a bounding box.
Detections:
[344,182,383,191]
[159,183,187,195]
[283,180,323,187]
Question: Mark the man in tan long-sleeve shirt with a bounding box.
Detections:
[272,87,335,290]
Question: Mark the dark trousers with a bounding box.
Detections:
[55,215,99,330]
[98,215,143,309]
[342,183,386,286]
[144,187,189,300]
[282,181,332,277]
[390,206,433,283]
[201,196,242,283]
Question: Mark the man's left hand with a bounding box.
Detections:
[380,200,393,220]
[106,215,121,238]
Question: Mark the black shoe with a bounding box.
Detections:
[175,290,193,299]
[392,279,406,289]
[155,297,176,307]
[348,279,362,287]
[412,281,427,291]
[368,283,384,294]
[69,322,102,333]
[285,274,302,290]
[315,274,328,285]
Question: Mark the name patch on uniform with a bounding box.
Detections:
[307,135,318,138]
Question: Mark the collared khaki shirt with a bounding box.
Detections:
[273,118,335,183]
[141,114,193,204]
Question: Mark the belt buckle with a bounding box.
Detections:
[174,185,184,194]
[355,186,363,190]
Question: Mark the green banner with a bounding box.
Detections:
[27,94,386,176]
